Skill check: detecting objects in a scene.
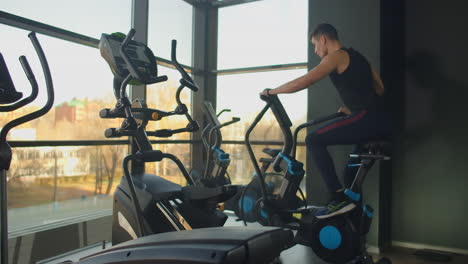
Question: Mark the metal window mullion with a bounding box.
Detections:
[129,0,149,176]
[8,140,198,148]
[130,0,149,102]
[215,62,307,75]
[191,4,218,174]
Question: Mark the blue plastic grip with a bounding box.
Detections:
[344,188,361,202]
[212,147,230,162]
[363,204,374,218]
[278,152,304,176]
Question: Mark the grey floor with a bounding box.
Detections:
[376,247,468,264]
[225,216,468,264]
[41,244,468,264]
[21,202,467,264]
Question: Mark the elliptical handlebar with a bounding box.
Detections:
[100,29,200,143]
[259,91,293,172]
[119,29,143,82]
[171,40,198,92]
[216,109,231,118]
[291,111,345,158]
[0,50,39,112]
[0,32,54,143]
[209,117,240,149]
[246,91,347,203]
[202,116,240,180]
[0,54,39,112]
[1,32,54,264]
[202,102,240,151]
[147,122,198,138]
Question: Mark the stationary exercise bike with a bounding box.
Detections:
[0,32,54,264]
[240,91,392,264]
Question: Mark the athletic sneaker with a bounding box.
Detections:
[315,193,356,219]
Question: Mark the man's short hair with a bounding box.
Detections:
[310,23,339,41]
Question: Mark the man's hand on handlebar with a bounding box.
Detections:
[338,106,351,115]
[260,89,273,97]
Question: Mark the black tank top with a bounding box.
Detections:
[329,48,377,112]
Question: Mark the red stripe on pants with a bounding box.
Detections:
[316,110,367,135]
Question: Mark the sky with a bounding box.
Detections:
[0,0,310,122]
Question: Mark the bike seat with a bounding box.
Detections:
[363,140,391,155]
[351,140,391,160]
[262,148,282,158]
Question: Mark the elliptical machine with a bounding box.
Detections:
[198,102,248,213]
[0,32,54,264]
[197,101,240,188]
[200,102,283,219]
[59,28,295,264]
[240,91,392,264]
[98,29,238,245]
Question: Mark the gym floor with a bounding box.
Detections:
[225,215,468,264]
[277,244,468,264]
[372,247,468,264]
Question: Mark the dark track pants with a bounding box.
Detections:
[305,109,389,195]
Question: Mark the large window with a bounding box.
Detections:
[217,69,308,141]
[218,0,308,69]
[2,0,312,248]
[147,0,194,187]
[1,0,132,236]
[148,0,193,66]
[0,0,131,39]
[0,27,123,141]
[216,70,308,186]
[216,0,309,187]
[8,145,127,231]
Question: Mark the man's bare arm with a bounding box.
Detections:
[268,54,339,95]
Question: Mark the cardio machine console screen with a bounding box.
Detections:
[0,54,22,104]
[99,33,158,84]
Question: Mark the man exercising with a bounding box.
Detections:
[261,23,388,219]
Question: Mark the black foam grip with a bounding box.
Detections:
[104,128,119,138]
[140,150,164,162]
[152,129,173,137]
[180,78,199,92]
[19,56,35,81]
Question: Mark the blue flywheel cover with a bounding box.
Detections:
[239,195,254,212]
[319,225,342,250]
